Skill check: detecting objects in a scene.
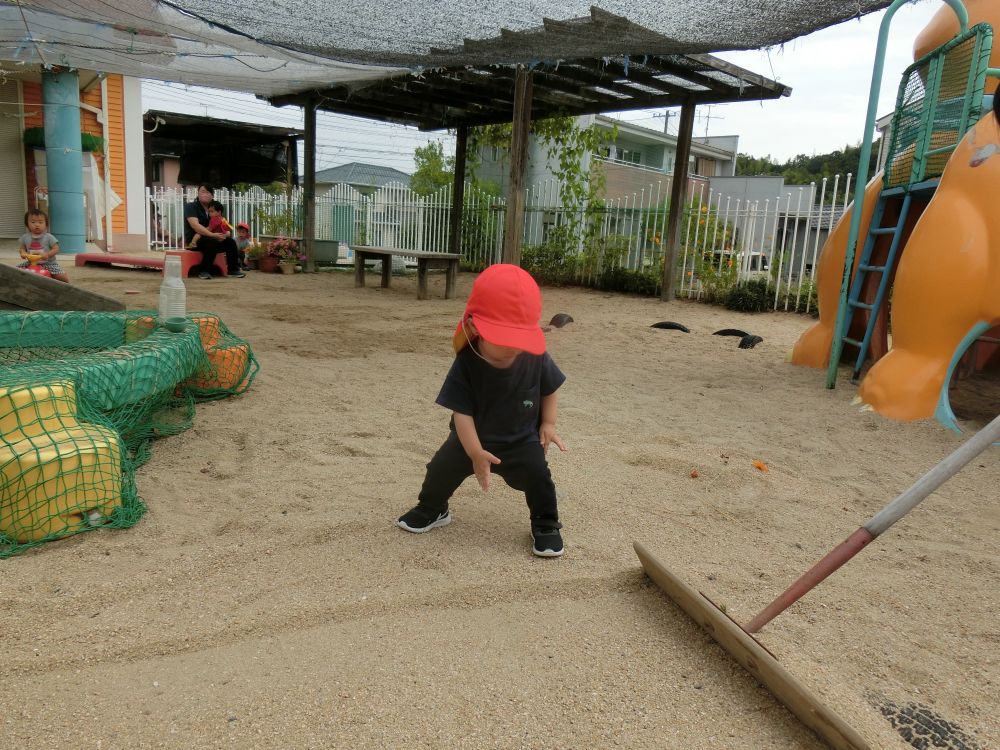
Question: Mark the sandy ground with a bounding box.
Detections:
[1,260,997,750]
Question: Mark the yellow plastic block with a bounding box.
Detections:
[0,382,78,439]
[124,315,157,344]
[0,383,122,543]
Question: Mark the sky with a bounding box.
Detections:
[141,1,944,173]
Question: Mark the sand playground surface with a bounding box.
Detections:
[1,262,997,749]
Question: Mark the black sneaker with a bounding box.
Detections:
[197,271,212,280]
[532,527,564,557]
[397,506,451,533]
[229,271,247,278]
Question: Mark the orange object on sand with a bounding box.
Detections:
[184,315,253,391]
[752,460,769,473]
[186,344,251,391]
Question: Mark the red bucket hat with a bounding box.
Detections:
[236,222,250,232]
[452,264,545,355]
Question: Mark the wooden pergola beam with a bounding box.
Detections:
[302,96,317,272]
[578,58,697,98]
[661,99,696,301]
[449,125,468,259]
[485,67,627,107]
[501,66,533,266]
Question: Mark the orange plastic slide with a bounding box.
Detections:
[791,0,1000,423]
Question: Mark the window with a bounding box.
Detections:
[618,148,643,166]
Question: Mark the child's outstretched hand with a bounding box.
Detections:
[472,448,501,492]
[540,422,567,455]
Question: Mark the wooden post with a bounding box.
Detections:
[502,66,533,266]
[302,97,317,273]
[449,125,468,258]
[661,100,696,301]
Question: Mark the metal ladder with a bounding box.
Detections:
[840,191,912,382]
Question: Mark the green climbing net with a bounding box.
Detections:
[0,310,258,558]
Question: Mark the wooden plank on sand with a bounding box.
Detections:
[633,541,869,750]
[0,263,125,311]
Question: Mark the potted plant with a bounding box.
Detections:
[262,236,299,274]
[245,241,265,270]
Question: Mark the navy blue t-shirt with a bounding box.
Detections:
[436,344,566,445]
[183,200,209,245]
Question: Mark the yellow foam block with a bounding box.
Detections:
[1,383,122,543]
[125,315,157,344]
[0,382,78,438]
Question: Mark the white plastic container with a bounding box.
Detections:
[158,255,187,324]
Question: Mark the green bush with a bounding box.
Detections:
[521,226,579,286]
[792,279,820,317]
[594,266,661,296]
[694,254,738,303]
[578,233,629,279]
[725,278,774,313]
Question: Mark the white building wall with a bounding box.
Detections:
[0,80,27,237]
[122,76,146,235]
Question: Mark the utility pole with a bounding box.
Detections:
[662,109,675,135]
[653,109,677,135]
[697,105,724,137]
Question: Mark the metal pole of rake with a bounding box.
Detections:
[745,413,1000,634]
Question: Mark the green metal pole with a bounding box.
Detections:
[825,0,969,389]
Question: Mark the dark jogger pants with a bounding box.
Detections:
[196,236,241,275]
[417,432,561,530]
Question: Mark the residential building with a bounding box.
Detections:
[315,162,410,197]
[708,173,847,279]
[144,110,302,190]
[1,69,146,251]
[473,113,739,203]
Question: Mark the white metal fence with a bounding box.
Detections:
[678,175,853,313]
[147,173,852,312]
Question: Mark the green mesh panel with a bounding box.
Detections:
[884,23,993,188]
[0,311,258,558]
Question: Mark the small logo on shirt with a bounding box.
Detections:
[522,399,534,409]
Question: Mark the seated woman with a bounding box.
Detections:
[183,184,245,279]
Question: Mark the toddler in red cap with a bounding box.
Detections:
[234,222,252,271]
[397,264,568,557]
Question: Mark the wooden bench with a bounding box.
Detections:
[353,246,460,300]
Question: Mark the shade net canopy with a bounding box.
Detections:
[1,1,894,99]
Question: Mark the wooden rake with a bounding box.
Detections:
[636,414,1000,750]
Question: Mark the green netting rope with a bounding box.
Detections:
[884,23,993,188]
[0,310,258,558]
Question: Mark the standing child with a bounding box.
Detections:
[17,209,69,282]
[397,264,568,557]
[234,222,252,270]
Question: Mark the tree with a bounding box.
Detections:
[736,141,881,184]
[410,141,454,196]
